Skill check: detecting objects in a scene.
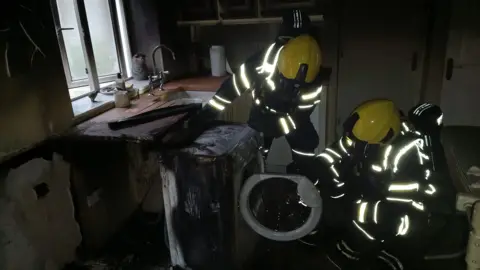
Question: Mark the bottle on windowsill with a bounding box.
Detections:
[115,73,126,91]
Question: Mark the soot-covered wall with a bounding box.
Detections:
[0,1,73,160]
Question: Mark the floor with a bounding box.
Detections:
[63,205,467,270]
[58,151,467,270]
[64,212,170,269]
[63,210,332,270]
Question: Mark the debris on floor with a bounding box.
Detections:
[63,211,171,270]
[62,208,466,270]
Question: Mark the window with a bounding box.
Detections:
[51,0,132,102]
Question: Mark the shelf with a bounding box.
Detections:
[177,15,324,26]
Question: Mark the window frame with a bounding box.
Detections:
[50,0,131,100]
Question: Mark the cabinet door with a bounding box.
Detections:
[220,0,256,18]
[336,0,428,134]
[440,0,480,126]
[179,0,217,20]
[260,0,329,17]
[264,0,316,9]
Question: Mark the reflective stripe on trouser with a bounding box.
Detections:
[329,240,404,270]
[335,203,411,270]
[292,148,316,157]
[260,136,275,159]
[285,120,319,163]
[278,115,297,135]
[259,146,270,158]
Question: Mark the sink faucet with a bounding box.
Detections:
[150,44,176,94]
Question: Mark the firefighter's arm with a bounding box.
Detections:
[201,50,264,119]
[182,50,264,130]
[417,150,456,214]
[352,145,428,241]
[309,136,356,199]
[296,67,332,111]
[396,132,454,214]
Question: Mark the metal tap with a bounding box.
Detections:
[149,44,176,94]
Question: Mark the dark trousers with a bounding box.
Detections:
[262,120,319,166]
[260,120,321,245]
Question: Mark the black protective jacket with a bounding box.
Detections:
[308,103,455,269]
[191,9,331,137]
[199,42,331,137]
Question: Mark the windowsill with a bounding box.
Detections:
[72,93,115,116]
[69,82,116,100]
[71,79,151,124]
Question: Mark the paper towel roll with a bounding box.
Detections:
[210,45,227,77]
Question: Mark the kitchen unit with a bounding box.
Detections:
[178,0,331,21]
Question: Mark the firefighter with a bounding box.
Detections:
[180,9,331,171]
[308,100,456,269]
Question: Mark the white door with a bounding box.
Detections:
[336,0,428,134]
[440,0,480,126]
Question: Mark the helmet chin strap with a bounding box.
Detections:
[295,64,308,82]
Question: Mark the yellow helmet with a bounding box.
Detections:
[277,35,322,84]
[343,99,401,144]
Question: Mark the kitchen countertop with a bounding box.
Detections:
[162,76,228,92]
[68,93,195,142]
[65,76,227,142]
[87,88,186,123]
[86,76,227,124]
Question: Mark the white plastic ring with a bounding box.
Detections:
[239,173,322,241]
